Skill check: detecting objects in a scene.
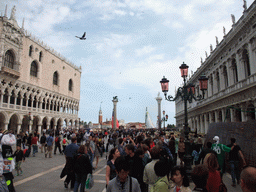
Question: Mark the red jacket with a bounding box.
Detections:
[206,170,221,192]
[31,136,38,145]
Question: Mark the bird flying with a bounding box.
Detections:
[75,32,86,40]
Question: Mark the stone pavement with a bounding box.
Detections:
[13,150,243,192]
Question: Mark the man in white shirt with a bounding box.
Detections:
[143,146,161,191]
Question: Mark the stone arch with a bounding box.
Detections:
[0,111,8,130]
[4,49,16,69]
[21,114,30,133]
[8,114,19,134]
[42,116,49,131]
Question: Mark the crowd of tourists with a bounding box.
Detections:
[0,128,255,192]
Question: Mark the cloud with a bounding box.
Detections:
[135,45,156,56]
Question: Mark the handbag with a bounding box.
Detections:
[85,173,94,189]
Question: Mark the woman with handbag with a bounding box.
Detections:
[73,145,92,192]
[205,153,222,192]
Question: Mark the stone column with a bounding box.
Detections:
[38,100,42,112]
[219,67,225,91]
[236,51,245,81]
[7,93,11,108]
[249,38,256,74]
[213,71,218,94]
[215,111,219,122]
[221,108,226,122]
[208,76,213,97]
[204,114,208,134]
[199,115,204,134]
[241,104,247,122]
[0,93,3,107]
[155,93,162,131]
[4,123,8,131]
[230,108,235,122]
[38,124,42,136]
[14,95,17,108]
[36,98,39,111]
[112,97,119,130]
[209,112,213,124]
[17,124,21,134]
[196,116,200,133]
[227,59,234,86]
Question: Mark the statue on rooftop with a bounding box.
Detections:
[210,44,213,52]
[10,6,16,20]
[243,0,247,11]
[223,26,226,36]
[231,14,236,25]
[215,36,219,45]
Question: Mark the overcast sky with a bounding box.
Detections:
[1,0,254,126]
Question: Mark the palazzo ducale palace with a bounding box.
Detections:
[0,6,81,134]
[175,1,256,134]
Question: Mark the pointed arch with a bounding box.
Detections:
[68,79,73,91]
[53,71,59,85]
[4,50,15,69]
[30,60,38,77]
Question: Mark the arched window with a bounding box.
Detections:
[242,49,251,77]
[68,79,73,91]
[4,50,15,69]
[232,58,238,83]
[53,71,58,85]
[223,66,228,88]
[30,61,38,77]
[216,71,220,92]
[29,45,33,57]
[39,51,43,62]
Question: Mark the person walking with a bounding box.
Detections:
[106,147,120,187]
[205,153,221,192]
[73,145,92,192]
[64,136,79,189]
[54,134,62,155]
[40,133,47,153]
[211,136,231,175]
[45,133,54,158]
[178,137,186,166]
[31,133,38,157]
[12,145,25,176]
[227,138,246,187]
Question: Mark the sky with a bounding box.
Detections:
[1,0,254,127]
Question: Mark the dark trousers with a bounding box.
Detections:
[54,144,62,154]
[74,173,88,192]
[65,172,75,188]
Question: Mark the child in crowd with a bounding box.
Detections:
[13,145,25,176]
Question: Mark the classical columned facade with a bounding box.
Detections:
[175,2,256,134]
[0,6,81,134]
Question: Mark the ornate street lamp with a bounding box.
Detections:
[160,62,208,171]
[162,110,168,134]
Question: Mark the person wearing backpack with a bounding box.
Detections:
[73,145,92,192]
[54,134,62,155]
[62,135,69,154]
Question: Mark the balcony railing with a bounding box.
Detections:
[1,63,20,78]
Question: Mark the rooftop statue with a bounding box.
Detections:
[10,6,16,20]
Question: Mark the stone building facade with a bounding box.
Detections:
[175,1,256,134]
[0,6,81,134]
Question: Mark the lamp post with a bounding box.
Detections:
[162,110,168,134]
[160,62,208,171]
